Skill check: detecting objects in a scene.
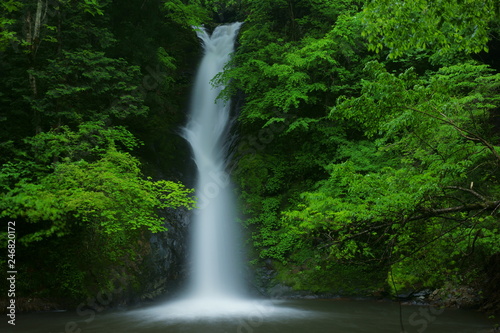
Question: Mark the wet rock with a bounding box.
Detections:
[428,285,483,309]
[413,289,433,298]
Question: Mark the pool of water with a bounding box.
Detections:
[2,298,496,333]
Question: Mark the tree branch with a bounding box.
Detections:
[410,200,500,221]
[404,106,500,163]
[444,185,488,201]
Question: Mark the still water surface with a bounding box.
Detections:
[3,299,496,333]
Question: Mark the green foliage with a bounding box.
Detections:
[0,0,203,305]
[0,124,194,244]
[223,0,366,125]
[279,60,500,292]
[226,1,380,292]
[389,216,500,294]
[79,0,105,16]
[2,150,193,242]
[162,0,211,27]
[231,0,500,296]
[25,121,140,162]
[0,0,22,51]
[276,260,386,294]
[361,0,499,59]
[29,50,148,128]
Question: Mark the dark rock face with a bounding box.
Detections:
[139,207,192,303]
[248,265,278,297]
[135,108,197,304]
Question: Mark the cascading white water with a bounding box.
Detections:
[182,22,244,300]
[133,23,312,320]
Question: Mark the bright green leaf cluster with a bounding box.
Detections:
[0,123,194,245]
[361,0,498,59]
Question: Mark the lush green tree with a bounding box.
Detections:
[0,0,22,51]
[361,0,500,60]
[1,122,195,243]
[0,121,195,299]
[0,0,202,304]
[227,0,500,299]
[271,60,500,291]
[163,0,211,27]
[28,49,148,130]
[222,0,383,292]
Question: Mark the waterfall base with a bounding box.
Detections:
[133,297,313,322]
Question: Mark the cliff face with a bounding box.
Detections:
[139,207,192,303]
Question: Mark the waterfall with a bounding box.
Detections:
[182,22,244,300]
[134,23,310,320]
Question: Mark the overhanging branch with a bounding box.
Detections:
[403,106,500,163]
[410,200,500,221]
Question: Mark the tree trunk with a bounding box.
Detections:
[26,0,46,134]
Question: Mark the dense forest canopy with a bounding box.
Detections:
[0,0,200,302]
[1,0,500,311]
